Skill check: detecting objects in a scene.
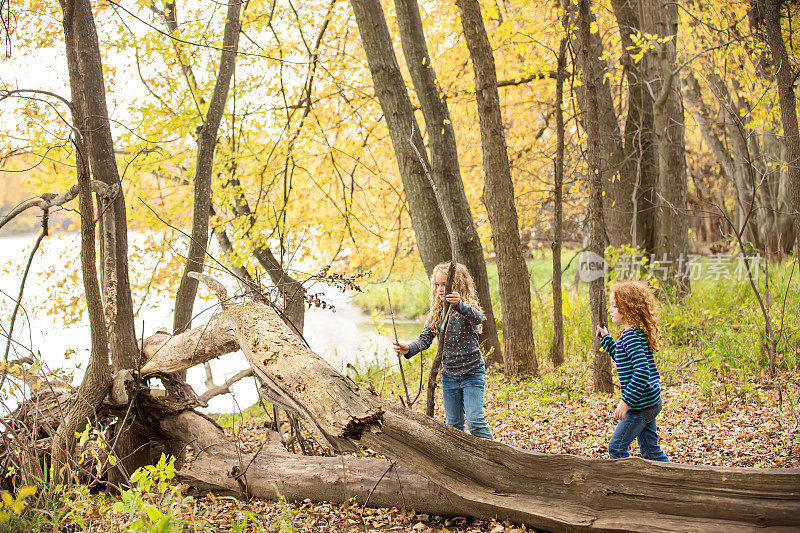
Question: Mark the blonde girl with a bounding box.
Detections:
[595,280,669,461]
[394,262,493,439]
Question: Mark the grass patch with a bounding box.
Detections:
[214,401,270,427]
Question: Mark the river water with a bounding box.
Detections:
[0,232,420,413]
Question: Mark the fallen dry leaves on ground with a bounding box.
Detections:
[481,370,799,468]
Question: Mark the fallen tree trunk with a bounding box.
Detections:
[140,301,800,531]
[158,411,476,516]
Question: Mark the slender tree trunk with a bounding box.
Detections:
[349,0,451,274]
[757,0,800,256]
[60,0,137,373]
[58,0,144,482]
[576,0,613,392]
[610,0,657,252]
[757,128,784,258]
[173,0,242,335]
[551,32,567,369]
[682,71,740,238]
[251,240,307,333]
[704,73,763,250]
[209,206,256,288]
[155,1,307,333]
[456,0,536,377]
[393,0,501,364]
[642,0,689,292]
[48,61,111,480]
[220,183,307,333]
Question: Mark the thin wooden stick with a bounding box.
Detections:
[410,341,425,407]
[388,289,412,406]
[406,126,458,417]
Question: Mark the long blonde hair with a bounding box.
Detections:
[611,280,663,353]
[424,262,483,333]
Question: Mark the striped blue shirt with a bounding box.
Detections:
[600,329,661,408]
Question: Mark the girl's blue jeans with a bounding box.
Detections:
[441,366,494,440]
[609,400,669,462]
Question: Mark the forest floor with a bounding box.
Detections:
[176,367,800,532]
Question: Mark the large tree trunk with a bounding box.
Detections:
[610,0,658,252]
[757,0,800,256]
[48,42,111,479]
[348,0,451,274]
[137,300,800,532]
[642,0,689,292]
[574,0,613,393]
[58,0,143,482]
[393,0,501,364]
[172,0,242,335]
[568,0,632,250]
[456,0,537,377]
[157,411,475,515]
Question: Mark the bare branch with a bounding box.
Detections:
[0,88,72,110]
[187,272,230,308]
[0,181,116,232]
[198,368,254,403]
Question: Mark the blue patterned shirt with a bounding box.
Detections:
[601,328,662,408]
[405,301,485,377]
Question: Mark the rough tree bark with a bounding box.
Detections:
[172,0,242,335]
[575,0,613,393]
[58,0,144,481]
[48,69,111,480]
[610,0,658,253]
[568,0,633,250]
[135,299,800,532]
[456,0,537,377]
[156,410,475,515]
[349,0,451,273]
[756,0,800,256]
[641,0,690,292]
[393,0,502,364]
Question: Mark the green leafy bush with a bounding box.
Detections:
[112,454,194,533]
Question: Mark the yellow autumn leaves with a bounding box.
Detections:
[0,486,37,522]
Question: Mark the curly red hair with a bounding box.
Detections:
[610,280,663,353]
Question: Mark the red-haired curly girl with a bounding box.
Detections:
[595,280,669,462]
